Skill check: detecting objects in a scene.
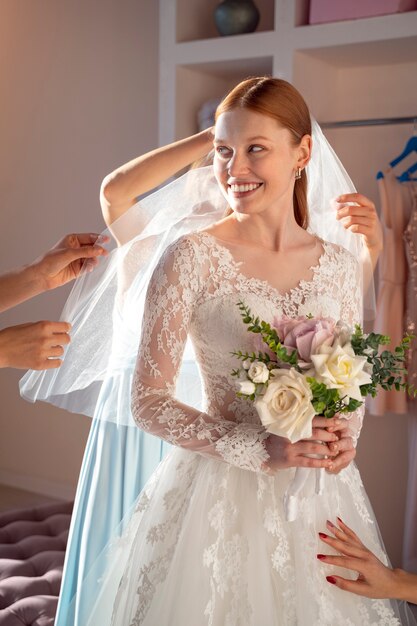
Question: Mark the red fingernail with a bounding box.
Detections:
[327,520,335,528]
[326,576,337,585]
[317,554,326,560]
[337,516,344,525]
[319,532,328,539]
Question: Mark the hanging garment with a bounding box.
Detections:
[368,169,410,415]
[403,181,417,573]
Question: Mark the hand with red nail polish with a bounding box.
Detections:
[318,518,417,602]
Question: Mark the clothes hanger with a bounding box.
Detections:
[377,118,417,180]
[389,118,417,168]
[397,161,417,182]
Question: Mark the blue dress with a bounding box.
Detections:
[55,417,169,626]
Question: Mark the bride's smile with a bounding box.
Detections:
[213,108,310,220]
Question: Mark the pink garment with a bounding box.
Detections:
[403,181,417,573]
[368,169,409,415]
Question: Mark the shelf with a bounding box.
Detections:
[294,35,417,68]
[293,10,417,58]
[176,0,275,43]
[174,31,277,66]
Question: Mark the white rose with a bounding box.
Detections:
[242,359,251,370]
[254,368,315,443]
[236,380,256,396]
[248,361,270,384]
[310,341,372,402]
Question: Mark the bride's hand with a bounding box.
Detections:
[265,416,342,473]
[316,415,356,475]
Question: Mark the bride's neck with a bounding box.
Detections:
[225,210,307,253]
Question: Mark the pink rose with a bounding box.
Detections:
[273,316,336,368]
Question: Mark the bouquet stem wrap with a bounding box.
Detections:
[283,441,325,522]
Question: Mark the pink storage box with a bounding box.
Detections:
[309,0,417,24]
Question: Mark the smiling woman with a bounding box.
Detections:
[213,78,312,233]
[20,77,411,626]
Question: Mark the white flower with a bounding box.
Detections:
[242,359,251,370]
[310,341,372,402]
[254,368,315,443]
[248,361,270,383]
[236,380,256,396]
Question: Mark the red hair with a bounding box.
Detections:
[215,77,311,228]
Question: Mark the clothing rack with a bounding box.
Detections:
[320,115,417,129]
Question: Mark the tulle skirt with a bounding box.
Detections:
[85,447,416,626]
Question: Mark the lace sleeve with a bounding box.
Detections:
[339,249,365,447]
[131,236,269,472]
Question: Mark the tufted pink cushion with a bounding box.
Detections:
[0,500,73,625]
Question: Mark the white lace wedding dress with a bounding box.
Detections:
[88,232,412,626]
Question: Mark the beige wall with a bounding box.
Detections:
[0,0,159,499]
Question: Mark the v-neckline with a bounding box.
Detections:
[193,231,329,300]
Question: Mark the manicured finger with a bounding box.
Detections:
[326,449,356,474]
[319,533,364,558]
[328,435,353,455]
[317,553,363,573]
[311,427,339,442]
[298,441,334,456]
[326,575,371,597]
[313,416,342,430]
[297,456,334,469]
[336,517,363,545]
[326,419,349,433]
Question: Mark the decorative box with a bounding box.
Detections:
[309,0,417,24]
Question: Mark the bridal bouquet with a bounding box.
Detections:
[232,302,415,520]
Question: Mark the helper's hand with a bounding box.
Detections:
[318,517,407,600]
[336,193,383,267]
[33,233,109,291]
[0,321,71,369]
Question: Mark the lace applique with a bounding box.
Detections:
[203,476,252,625]
[338,464,374,525]
[131,231,365,479]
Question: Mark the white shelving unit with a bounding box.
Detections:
[159,0,417,143]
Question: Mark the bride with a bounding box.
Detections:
[21,77,414,625]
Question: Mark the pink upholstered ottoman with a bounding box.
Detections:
[0,500,73,626]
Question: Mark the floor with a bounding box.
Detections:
[0,483,62,513]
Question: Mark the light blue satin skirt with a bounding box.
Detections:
[54,418,169,626]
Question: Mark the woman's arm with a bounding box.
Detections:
[318,518,417,603]
[0,233,108,312]
[100,128,214,228]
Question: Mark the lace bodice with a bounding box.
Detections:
[131,231,364,472]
